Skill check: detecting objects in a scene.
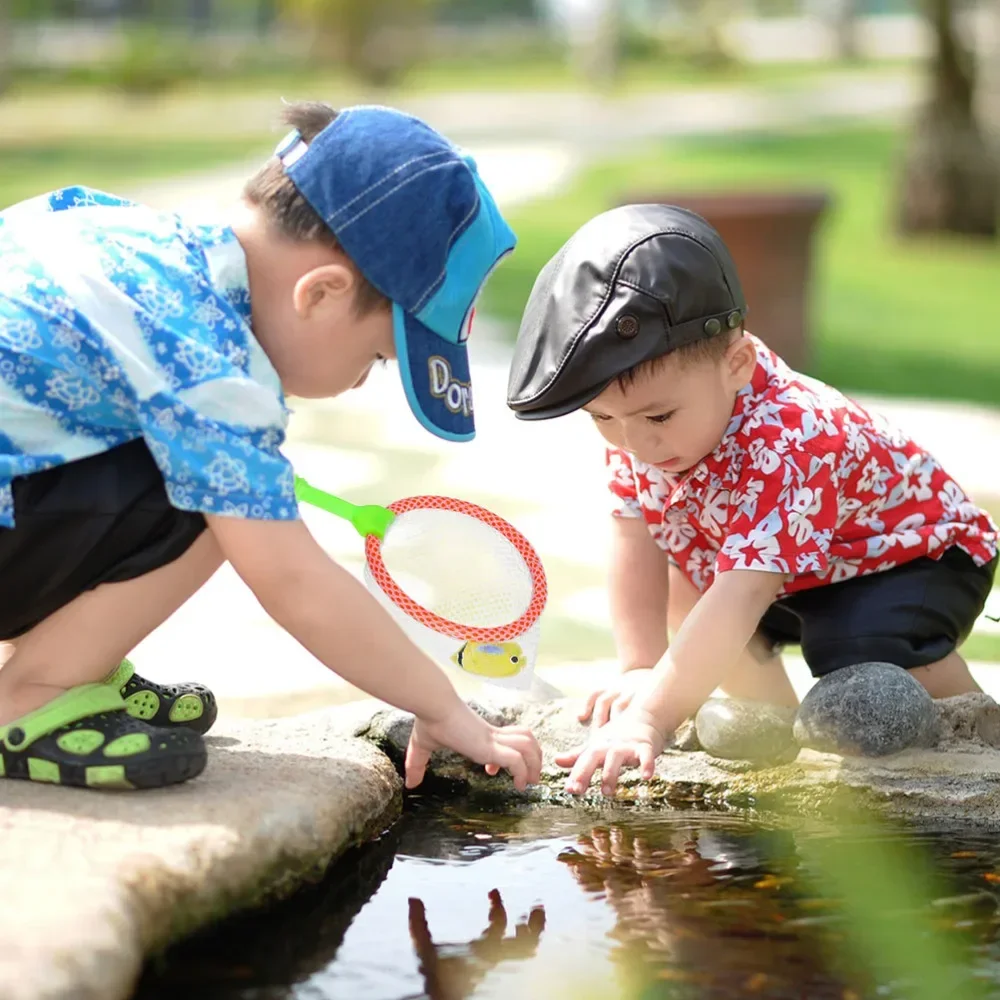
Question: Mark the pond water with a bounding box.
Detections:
[134,800,1000,1000]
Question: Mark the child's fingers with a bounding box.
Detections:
[565,747,603,795]
[638,742,657,779]
[491,744,530,791]
[497,730,542,784]
[611,693,634,719]
[599,745,636,796]
[485,764,500,775]
[578,688,601,723]
[554,744,584,768]
[404,737,431,789]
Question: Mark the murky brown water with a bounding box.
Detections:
[135,800,1000,1000]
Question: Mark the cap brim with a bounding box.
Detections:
[394,303,475,442]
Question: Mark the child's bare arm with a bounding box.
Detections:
[610,515,671,670]
[580,516,669,726]
[206,515,542,789]
[561,568,784,795]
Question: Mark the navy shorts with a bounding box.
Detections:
[0,440,206,641]
[758,546,997,677]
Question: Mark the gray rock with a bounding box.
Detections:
[671,717,703,752]
[936,692,1000,749]
[0,717,400,1000]
[322,684,1000,829]
[695,697,799,765]
[793,662,939,757]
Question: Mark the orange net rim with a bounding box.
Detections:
[364,495,547,642]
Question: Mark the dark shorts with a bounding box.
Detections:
[0,439,206,641]
[758,546,997,677]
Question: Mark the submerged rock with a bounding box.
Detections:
[695,698,798,765]
[792,662,938,757]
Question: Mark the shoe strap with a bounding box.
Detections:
[101,658,136,689]
[1,683,128,752]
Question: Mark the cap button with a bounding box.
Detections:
[704,317,722,336]
[616,315,639,339]
[727,310,742,329]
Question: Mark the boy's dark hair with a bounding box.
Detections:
[615,327,741,392]
[243,101,389,316]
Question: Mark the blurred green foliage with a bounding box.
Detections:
[484,127,1000,409]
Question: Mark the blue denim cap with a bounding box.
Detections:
[275,105,517,441]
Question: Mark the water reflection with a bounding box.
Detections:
[557,822,853,999]
[134,804,1000,1000]
[408,890,545,1000]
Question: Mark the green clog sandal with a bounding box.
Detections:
[0,683,206,790]
[106,659,218,735]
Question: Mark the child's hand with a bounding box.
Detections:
[579,667,656,727]
[405,700,542,791]
[556,706,667,797]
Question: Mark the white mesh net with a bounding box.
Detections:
[363,506,542,691]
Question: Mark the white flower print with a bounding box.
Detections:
[205,452,250,495]
[0,317,43,353]
[174,340,223,381]
[748,438,782,475]
[786,486,823,547]
[734,478,764,521]
[45,372,100,411]
[662,515,697,551]
[51,322,86,352]
[192,297,227,331]
[698,488,729,539]
[135,280,185,323]
[722,507,788,571]
[148,405,181,440]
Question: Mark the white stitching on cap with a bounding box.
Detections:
[336,160,460,234]
[410,194,479,313]
[328,150,455,223]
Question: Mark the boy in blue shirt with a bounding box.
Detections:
[0,101,542,792]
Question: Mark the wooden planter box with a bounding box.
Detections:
[618,191,831,372]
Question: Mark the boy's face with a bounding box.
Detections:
[584,336,757,473]
[260,258,396,399]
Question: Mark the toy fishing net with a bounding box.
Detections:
[362,496,547,690]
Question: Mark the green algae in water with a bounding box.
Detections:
[134,802,1000,1000]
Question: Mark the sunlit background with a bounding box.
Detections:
[1,0,998,707]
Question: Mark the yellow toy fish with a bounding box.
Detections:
[451,641,526,678]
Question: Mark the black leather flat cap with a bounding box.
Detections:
[507,204,747,420]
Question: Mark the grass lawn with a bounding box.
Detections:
[483,127,1000,408]
[0,136,271,211]
[12,52,913,98]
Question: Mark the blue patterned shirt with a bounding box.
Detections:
[0,186,298,528]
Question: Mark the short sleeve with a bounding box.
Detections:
[718,445,838,576]
[138,383,298,520]
[607,447,643,519]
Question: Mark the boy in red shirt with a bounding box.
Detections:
[506,204,997,796]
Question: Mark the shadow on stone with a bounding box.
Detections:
[133,819,402,1000]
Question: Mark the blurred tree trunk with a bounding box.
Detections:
[896,0,998,238]
[0,0,11,96]
[981,0,1000,141]
[284,0,434,87]
[577,0,621,86]
[827,0,860,61]
[676,0,736,68]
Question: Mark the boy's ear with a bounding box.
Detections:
[726,331,757,388]
[292,262,355,319]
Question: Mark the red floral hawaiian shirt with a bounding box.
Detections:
[608,336,998,595]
